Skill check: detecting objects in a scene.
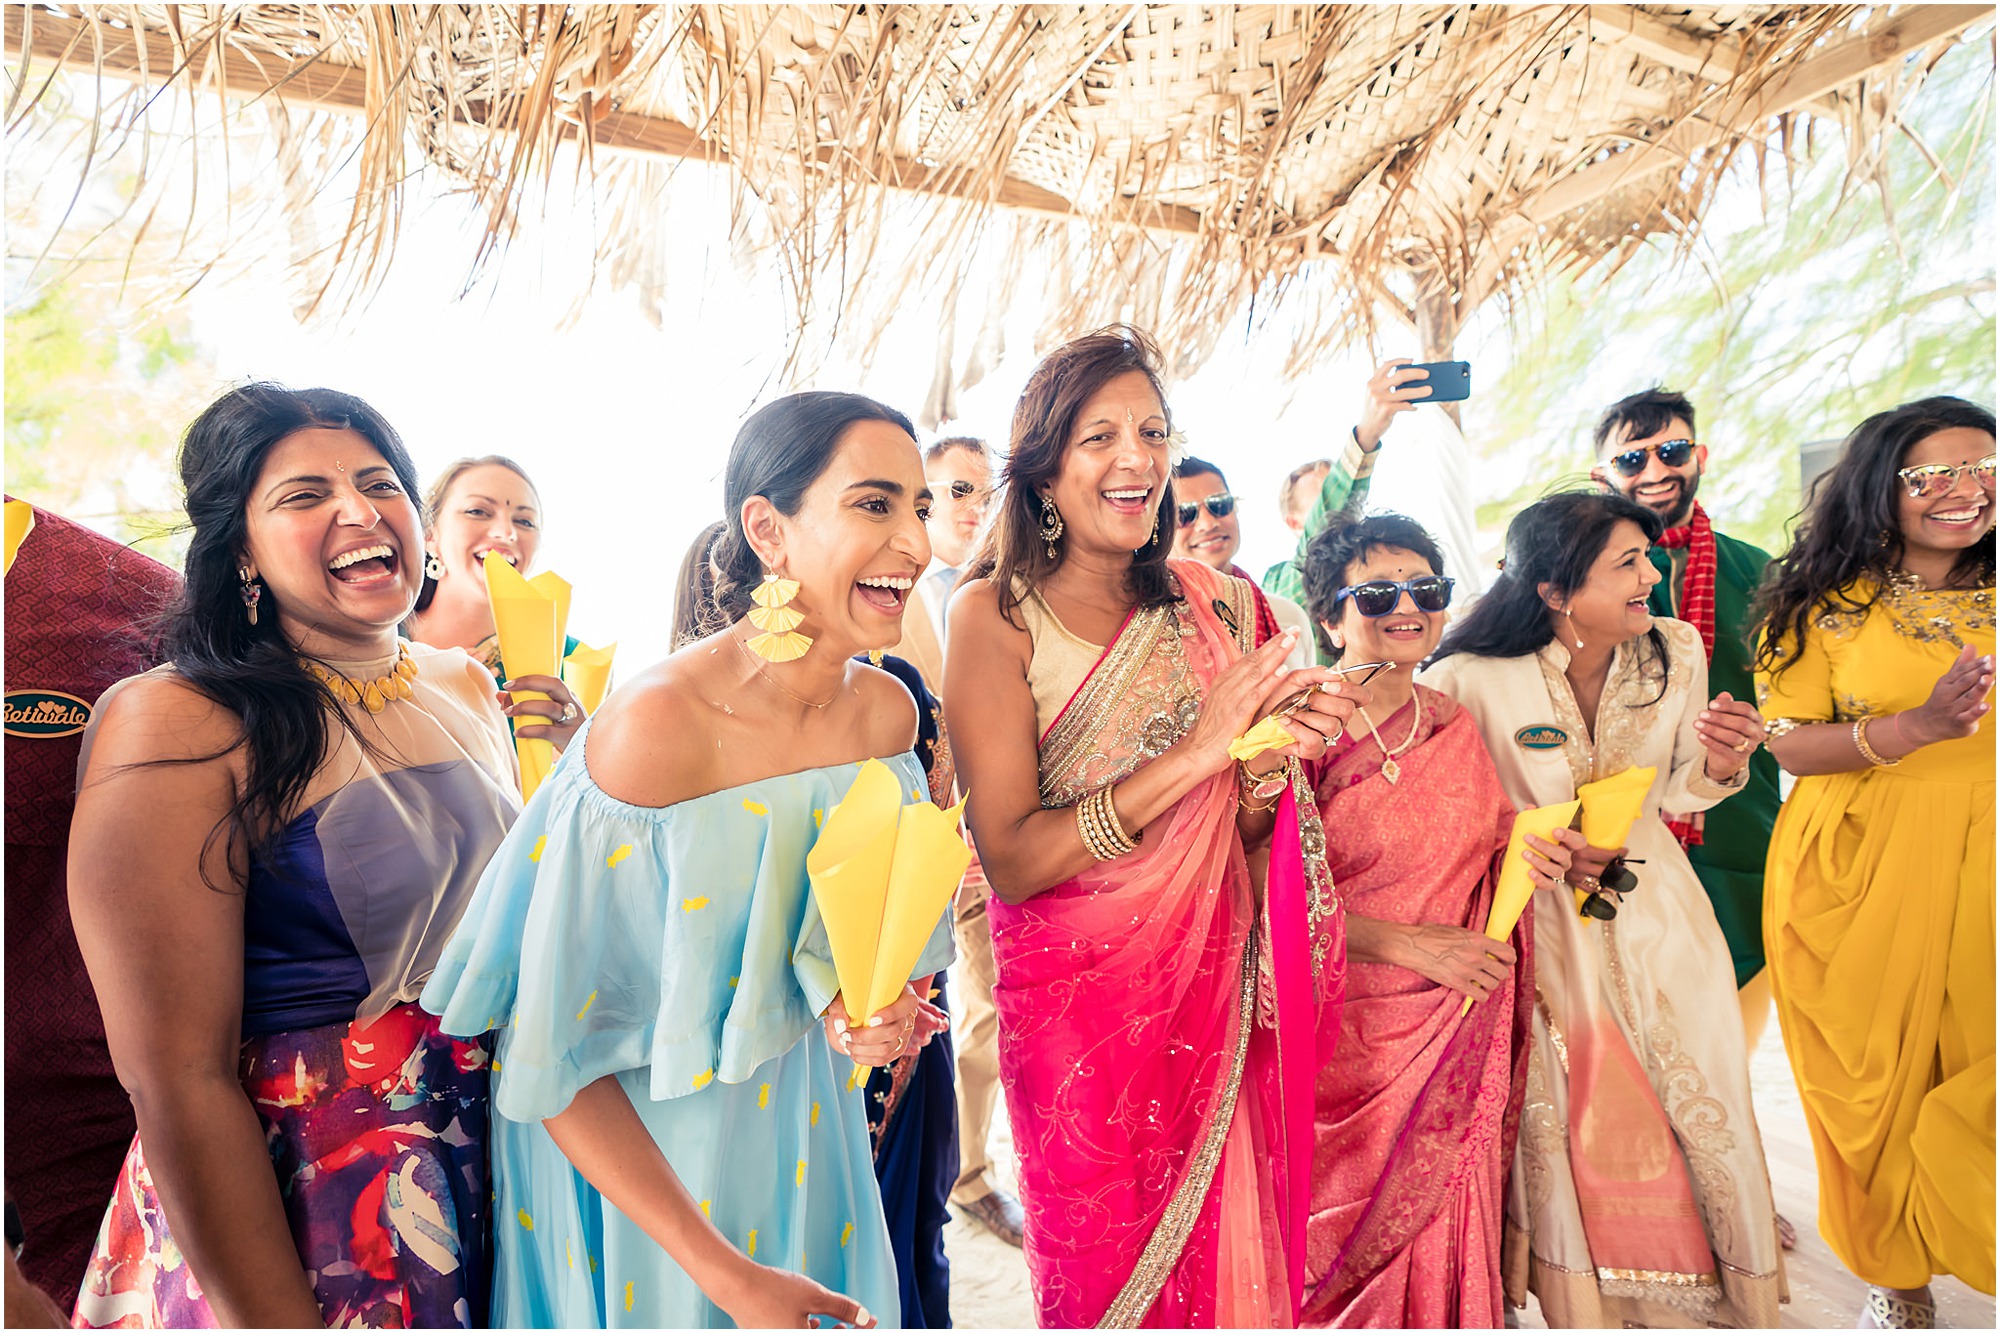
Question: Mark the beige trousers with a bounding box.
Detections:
[950,888,1002,1205]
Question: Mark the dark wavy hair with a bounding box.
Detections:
[1430,490,1669,700]
[968,325,1177,625]
[1754,396,1996,681]
[411,454,540,614]
[671,520,729,649]
[1593,387,1698,454]
[159,382,425,882]
[710,391,918,622]
[1299,513,1446,661]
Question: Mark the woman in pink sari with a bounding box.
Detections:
[1295,515,1579,1327]
[947,326,1357,1328]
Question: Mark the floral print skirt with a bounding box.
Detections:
[73,1003,490,1329]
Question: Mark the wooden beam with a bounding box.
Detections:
[3,6,1206,234]
[1587,5,1749,85]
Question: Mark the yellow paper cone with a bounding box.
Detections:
[1574,766,1655,915]
[4,500,35,577]
[486,554,563,801]
[806,760,904,1027]
[562,641,617,716]
[864,796,974,1019]
[1577,766,1655,849]
[1228,715,1295,763]
[528,570,573,648]
[1463,798,1580,1015]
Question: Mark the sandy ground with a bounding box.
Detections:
[942,989,1996,1331]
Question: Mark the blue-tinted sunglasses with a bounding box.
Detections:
[1334,575,1455,618]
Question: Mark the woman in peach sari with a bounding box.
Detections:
[948,327,1357,1327]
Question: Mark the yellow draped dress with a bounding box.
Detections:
[1757,574,1996,1295]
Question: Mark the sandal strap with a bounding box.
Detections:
[1867,1288,1937,1329]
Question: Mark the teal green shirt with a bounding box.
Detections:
[1261,432,1381,662]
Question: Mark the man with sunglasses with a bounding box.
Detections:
[1591,388,1786,1061]
[1172,456,1314,668]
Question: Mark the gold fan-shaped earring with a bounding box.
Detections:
[747,574,813,662]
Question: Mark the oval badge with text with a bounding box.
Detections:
[4,690,93,738]
[1514,724,1569,751]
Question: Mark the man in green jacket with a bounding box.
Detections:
[1263,359,1432,659]
[1589,388,1784,1054]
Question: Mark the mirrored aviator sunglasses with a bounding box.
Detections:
[1336,575,1455,618]
[1610,438,1696,477]
[1899,456,1997,499]
[1176,493,1237,526]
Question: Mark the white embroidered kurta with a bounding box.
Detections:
[1422,618,1785,1328]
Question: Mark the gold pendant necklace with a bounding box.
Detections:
[1355,690,1423,785]
[304,643,419,714]
[733,631,839,710]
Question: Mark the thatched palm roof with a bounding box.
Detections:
[6,4,1990,400]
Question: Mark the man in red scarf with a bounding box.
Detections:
[1589,390,1783,1050]
[1171,455,1311,666]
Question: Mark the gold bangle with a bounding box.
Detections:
[1077,796,1116,861]
[1093,784,1139,854]
[1853,717,1900,768]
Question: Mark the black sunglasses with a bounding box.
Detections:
[1609,438,1696,477]
[1334,575,1455,618]
[942,479,989,502]
[1176,492,1236,526]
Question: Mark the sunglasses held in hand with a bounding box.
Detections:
[1176,493,1236,526]
[1333,575,1455,618]
[1267,660,1394,719]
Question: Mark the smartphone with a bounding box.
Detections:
[1406,360,1471,403]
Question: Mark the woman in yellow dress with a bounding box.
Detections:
[1755,396,1996,1329]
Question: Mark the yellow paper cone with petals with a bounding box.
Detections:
[486,553,566,802]
[1227,715,1296,764]
[1573,766,1655,915]
[1463,798,1580,1015]
[808,759,971,1046]
[562,641,617,716]
[865,796,974,1019]
[4,501,34,577]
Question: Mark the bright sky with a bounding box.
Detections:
[174,152,1473,671]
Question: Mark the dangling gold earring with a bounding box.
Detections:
[1143,506,1159,550]
[1562,608,1584,649]
[1039,494,1065,560]
[747,574,813,662]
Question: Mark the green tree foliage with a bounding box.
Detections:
[1464,38,1996,554]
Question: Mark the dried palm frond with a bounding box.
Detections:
[4,3,1986,388]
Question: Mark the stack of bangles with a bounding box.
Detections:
[1853,715,1904,768]
[1237,760,1286,813]
[1077,783,1140,861]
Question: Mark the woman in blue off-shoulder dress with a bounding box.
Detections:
[423,391,954,1329]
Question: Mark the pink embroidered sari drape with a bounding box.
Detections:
[1304,688,1531,1328]
[988,561,1343,1328]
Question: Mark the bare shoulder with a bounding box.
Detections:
[582,650,720,807]
[947,577,1030,656]
[86,670,243,773]
[854,661,919,754]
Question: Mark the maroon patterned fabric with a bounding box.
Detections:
[3,501,178,1302]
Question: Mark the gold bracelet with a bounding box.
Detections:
[1093,784,1139,853]
[1077,785,1136,861]
[1853,717,1901,768]
[1077,796,1117,861]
